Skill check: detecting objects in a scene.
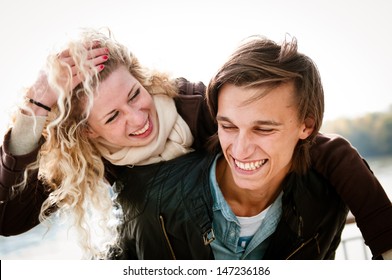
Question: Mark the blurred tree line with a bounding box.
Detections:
[321,105,392,158]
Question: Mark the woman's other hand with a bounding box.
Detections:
[24,45,109,116]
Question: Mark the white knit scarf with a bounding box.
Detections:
[94,94,194,166]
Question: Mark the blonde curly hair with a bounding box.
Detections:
[18,28,178,258]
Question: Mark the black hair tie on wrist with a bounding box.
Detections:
[28,98,51,112]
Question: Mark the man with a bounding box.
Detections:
[202,36,346,259]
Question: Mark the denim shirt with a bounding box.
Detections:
[209,154,282,260]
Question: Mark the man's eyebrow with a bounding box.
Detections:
[216,116,231,122]
[216,116,282,126]
[254,120,283,126]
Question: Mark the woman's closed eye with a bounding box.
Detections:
[128,88,140,102]
[105,111,119,124]
[105,88,141,124]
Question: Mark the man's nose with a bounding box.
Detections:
[232,132,255,159]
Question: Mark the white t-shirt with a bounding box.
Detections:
[237,206,270,248]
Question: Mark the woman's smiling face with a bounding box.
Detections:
[87,65,158,147]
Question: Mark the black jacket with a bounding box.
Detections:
[109,151,348,260]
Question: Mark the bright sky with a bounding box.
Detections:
[1,0,391,136]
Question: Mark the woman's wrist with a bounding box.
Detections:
[23,71,57,116]
[22,101,51,116]
[25,97,52,116]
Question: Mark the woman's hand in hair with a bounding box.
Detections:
[57,45,109,89]
[24,45,109,116]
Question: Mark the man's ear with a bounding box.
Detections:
[299,117,315,140]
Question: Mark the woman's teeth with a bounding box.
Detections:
[234,159,267,171]
[131,120,149,136]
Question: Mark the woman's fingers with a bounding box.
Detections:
[57,49,75,66]
[70,64,105,89]
[58,47,108,69]
[56,46,109,89]
[70,51,108,79]
[87,47,109,61]
[59,47,108,63]
[90,53,109,67]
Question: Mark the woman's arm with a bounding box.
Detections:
[1,45,110,237]
[175,77,217,150]
[0,127,49,236]
[311,133,392,258]
[0,68,54,235]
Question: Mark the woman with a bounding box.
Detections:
[0,29,211,258]
[0,29,391,259]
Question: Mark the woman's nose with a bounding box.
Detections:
[124,106,145,126]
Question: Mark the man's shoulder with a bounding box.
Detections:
[162,151,214,184]
[282,169,347,219]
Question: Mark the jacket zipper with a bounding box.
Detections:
[159,215,176,260]
[285,233,320,259]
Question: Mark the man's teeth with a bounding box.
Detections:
[131,121,149,136]
[234,159,267,171]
